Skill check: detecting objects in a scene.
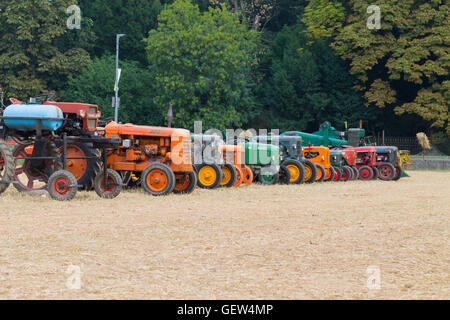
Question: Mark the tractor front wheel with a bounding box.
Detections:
[220,164,237,188]
[303,159,317,183]
[315,164,325,182]
[142,163,175,196]
[94,169,122,199]
[332,168,342,181]
[377,163,396,181]
[259,167,279,185]
[279,165,292,184]
[242,165,253,186]
[0,141,14,195]
[173,171,197,194]
[233,165,244,187]
[282,159,305,184]
[358,166,373,180]
[197,163,222,189]
[341,166,353,181]
[324,166,334,182]
[372,166,379,180]
[48,170,78,201]
[351,167,359,180]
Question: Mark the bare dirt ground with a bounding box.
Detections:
[0,171,448,300]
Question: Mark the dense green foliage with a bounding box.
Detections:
[144,0,259,129]
[0,0,448,141]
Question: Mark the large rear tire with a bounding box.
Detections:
[279,165,292,184]
[377,162,396,181]
[351,167,359,180]
[282,159,305,184]
[324,166,334,182]
[393,165,403,181]
[341,166,353,181]
[173,171,197,194]
[0,141,14,195]
[303,159,317,183]
[141,163,175,196]
[332,167,342,181]
[197,163,222,189]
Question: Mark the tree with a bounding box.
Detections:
[144,0,259,130]
[254,23,369,132]
[304,0,450,135]
[0,0,91,100]
[79,0,163,64]
[62,56,160,125]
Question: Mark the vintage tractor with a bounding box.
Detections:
[191,134,224,189]
[220,144,253,187]
[329,149,354,181]
[101,121,196,195]
[373,146,403,181]
[301,146,334,182]
[344,146,379,180]
[0,94,122,200]
[250,135,306,184]
[340,148,359,180]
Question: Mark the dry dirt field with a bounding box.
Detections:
[0,171,448,300]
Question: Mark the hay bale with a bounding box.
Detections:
[416,132,431,150]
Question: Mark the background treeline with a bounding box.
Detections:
[0,0,448,141]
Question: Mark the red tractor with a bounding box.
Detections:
[345,146,379,181]
[340,149,359,180]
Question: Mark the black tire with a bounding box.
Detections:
[302,159,317,183]
[341,166,353,181]
[372,166,379,180]
[279,165,292,184]
[55,141,101,190]
[377,162,396,181]
[324,166,335,182]
[0,141,14,195]
[315,164,325,182]
[13,141,62,193]
[259,167,279,185]
[141,163,175,196]
[333,167,342,182]
[358,166,373,180]
[352,167,359,180]
[47,170,78,201]
[197,163,222,189]
[173,171,197,194]
[94,169,122,199]
[220,163,237,188]
[282,159,305,184]
[393,164,403,181]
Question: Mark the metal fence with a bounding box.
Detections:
[375,136,449,155]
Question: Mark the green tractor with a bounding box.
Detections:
[329,149,355,182]
[242,141,291,185]
[250,135,318,184]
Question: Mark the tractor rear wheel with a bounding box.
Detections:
[341,166,353,181]
[173,171,197,194]
[0,141,14,195]
[351,167,359,180]
[259,167,279,185]
[141,163,175,196]
[48,170,78,201]
[315,164,325,182]
[377,163,396,181]
[94,169,122,199]
[324,166,334,182]
[393,165,403,181]
[220,164,237,188]
[303,159,317,183]
[242,165,253,186]
[197,163,222,189]
[358,166,373,180]
[57,142,101,190]
[279,165,292,184]
[233,165,244,187]
[13,141,62,192]
[282,159,305,184]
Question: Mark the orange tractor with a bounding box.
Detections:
[302,146,334,182]
[100,122,196,195]
[220,144,253,188]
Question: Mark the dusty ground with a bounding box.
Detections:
[0,171,448,300]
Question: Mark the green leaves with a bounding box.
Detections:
[144,0,259,130]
